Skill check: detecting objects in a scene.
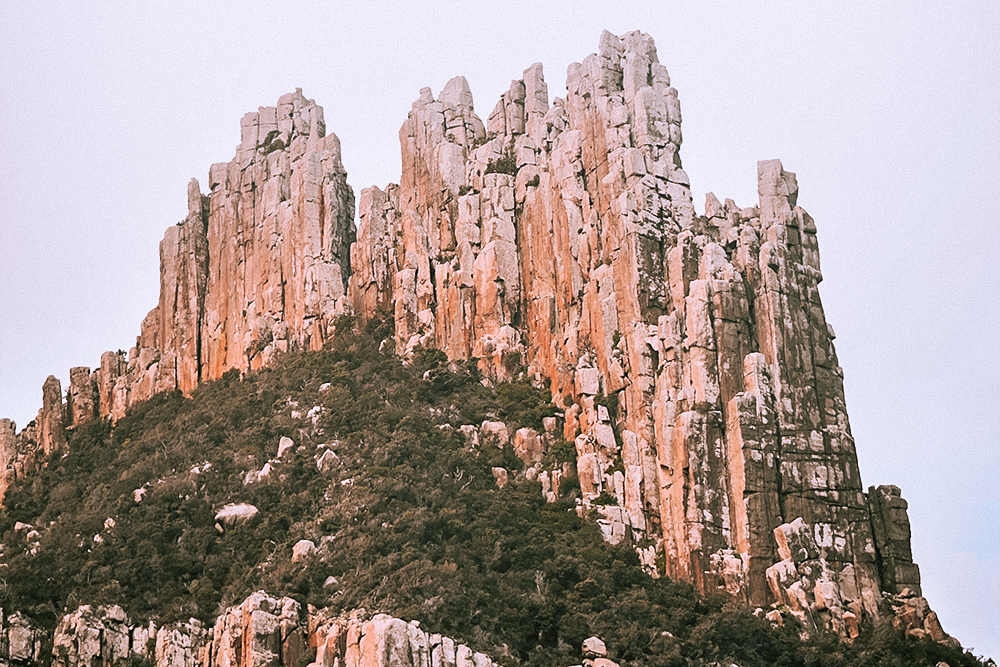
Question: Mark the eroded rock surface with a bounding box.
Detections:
[340,30,928,634]
[308,607,499,667]
[0,30,944,641]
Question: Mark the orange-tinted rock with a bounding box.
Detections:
[342,30,918,634]
[157,178,209,395]
[0,30,939,640]
[46,90,358,425]
[202,90,354,381]
[39,375,67,456]
[66,366,97,427]
[308,607,499,667]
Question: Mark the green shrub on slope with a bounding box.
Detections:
[0,319,990,667]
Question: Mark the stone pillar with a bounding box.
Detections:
[867,484,922,595]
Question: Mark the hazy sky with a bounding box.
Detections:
[1,1,997,659]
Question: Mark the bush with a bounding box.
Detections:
[0,323,988,667]
[484,146,517,176]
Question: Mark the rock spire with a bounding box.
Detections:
[0,31,946,640]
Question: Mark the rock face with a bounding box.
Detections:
[0,30,942,639]
[867,484,922,594]
[344,29,896,630]
[0,593,501,667]
[204,591,307,667]
[0,610,45,663]
[308,607,500,667]
[68,90,353,427]
[52,604,137,667]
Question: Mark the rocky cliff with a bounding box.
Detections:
[0,30,948,647]
[0,592,504,667]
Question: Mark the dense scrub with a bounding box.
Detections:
[0,317,990,667]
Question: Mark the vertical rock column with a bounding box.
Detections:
[749,160,881,621]
[66,366,98,428]
[38,375,67,455]
[203,591,306,667]
[350,31,895,625]
[867,484,922,594]
[349,184,401,319]
[724,353,783,604]
[97,350,127,420]
[393,77,491,360]
[0,418,18,502]
[91,89,357,423]
[158,178,210,394]
[203,89,355,379]
[308,609,499,667]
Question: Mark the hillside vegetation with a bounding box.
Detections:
[0,317,988,667]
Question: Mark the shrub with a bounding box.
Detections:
[484,146,517,176]
[0,323,988,667]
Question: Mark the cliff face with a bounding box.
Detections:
[87,89,353,424]
[2,592,504,667]
[346,31,907,632]
[1,31,934,639]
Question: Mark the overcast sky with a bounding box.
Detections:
[1,0,997,659]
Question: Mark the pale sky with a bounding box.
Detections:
[1,1,997,659]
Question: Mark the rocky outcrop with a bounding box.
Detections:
[341,29,939,635]
[0,419,17,502]
[0,609,45,663]
[867,484,922,595]
[52,604,138,667]
[308,607,500,667]
[4,586,964,667]
[6,603,207,667]
[66,366,98,428]
[52,89,354,427]
[39,375,67,455]
[0,592,503,667]
[886,588,962,648]
[200,91,354,381]
[203,591,306,667]
[0,29,944,641]
[0,376,69,504]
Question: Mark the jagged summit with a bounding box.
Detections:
[1,30,960,659]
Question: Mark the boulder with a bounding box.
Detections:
[292,539,316,562]
[582,636,607,657]
[215,503,259,527]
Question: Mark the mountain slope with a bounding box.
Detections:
[0,318,987,667]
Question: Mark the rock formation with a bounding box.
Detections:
[0,609,45,663]
[344,30,893,633]
[307,606,501,667]
[0,592,506,667]
[60,89,352,427]
[0,30,950,642]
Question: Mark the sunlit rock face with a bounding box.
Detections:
[345,29,923,633]
[0,30,940,640]
[92,89,355,423]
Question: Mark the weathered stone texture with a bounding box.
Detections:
[52,604,135,667]
[343,29,926,633]
[35,89,358,427]
[0,418,18,502]
[0,29,940,641]
[66,366,97,427]
[201,90,354,381]
[308,607,499,667]
[205,591,305,667]
[868,484,922,595]
[0,610,45,663]
[39,375,67,455]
